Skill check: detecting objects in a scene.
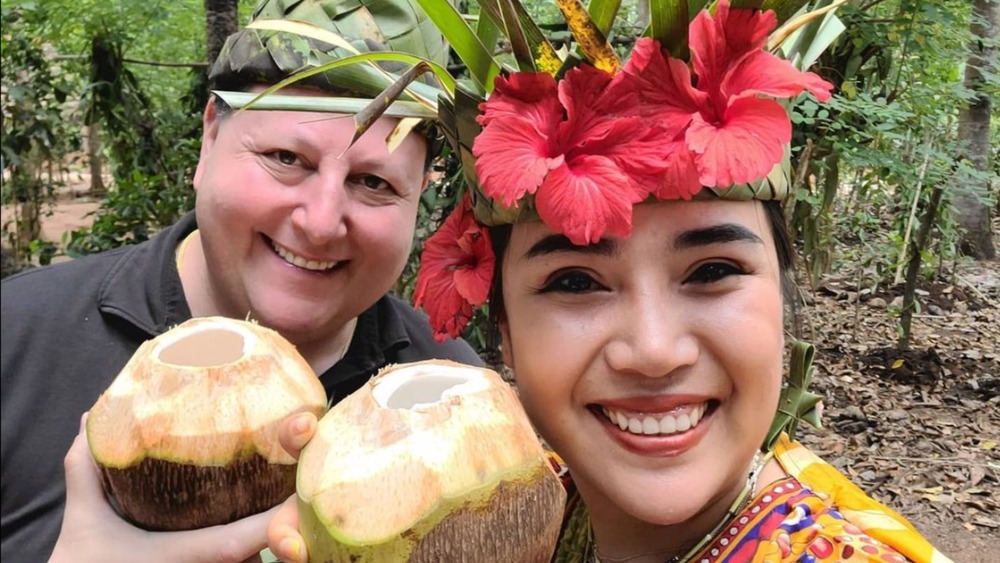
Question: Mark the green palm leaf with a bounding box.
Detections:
[479,0,562,76]
[413,0,500,92]
[587,0,624,36]
[648,0,690,57]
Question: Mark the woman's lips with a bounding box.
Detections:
[593,399,716,457]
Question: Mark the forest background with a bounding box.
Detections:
[1,0,998,560]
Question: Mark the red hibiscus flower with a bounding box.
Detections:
[624,0,835,188]
[413,196,495,342]
[473,66,662,245]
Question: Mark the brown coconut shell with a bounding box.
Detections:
[86,316,327,531]
[296,360,565,562]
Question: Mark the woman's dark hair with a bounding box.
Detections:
[486,199,797,344]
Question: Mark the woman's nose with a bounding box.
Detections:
[603,290,699,378]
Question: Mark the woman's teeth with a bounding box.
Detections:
[272,241,338,271]
[601,403,707,436]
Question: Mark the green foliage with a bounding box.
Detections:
[789,0,998,292]
[1,5,82,266]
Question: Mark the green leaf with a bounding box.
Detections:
[213,91,437,120]
[479,0,562,75]
[413,0,500,92]
[498,0,538,71]
[556,0,620,73]
[765,340,822,450]
[475,5,502,61]
[648,0,689,57]
[348,62,436,151]
[587,0,624,37]
[236,51,454,113]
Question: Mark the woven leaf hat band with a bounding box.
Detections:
[209,0,449,98]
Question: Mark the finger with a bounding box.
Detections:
[159,504,280,563]
[267,496,306,563]
[62,413,111,515]
[278,412,317,461]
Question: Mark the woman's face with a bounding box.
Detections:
[500,199,784,535]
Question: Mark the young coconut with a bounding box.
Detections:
[297,360,565,562]
[86,316,327,531]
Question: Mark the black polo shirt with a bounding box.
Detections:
[0,212,481,563]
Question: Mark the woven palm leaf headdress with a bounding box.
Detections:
[410,0,841,447]
[402,0,843,339]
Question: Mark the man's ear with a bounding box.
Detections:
[193,98,222,191]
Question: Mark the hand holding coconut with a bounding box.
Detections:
[267,361,566,563]
[84,317,328,532]
[49,414,281,563]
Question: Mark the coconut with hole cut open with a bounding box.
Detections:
[86,316,327,531]
[297,359,565,562]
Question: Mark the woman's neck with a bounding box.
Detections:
[584,456,779,563]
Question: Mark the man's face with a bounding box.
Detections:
[192,89,428,350]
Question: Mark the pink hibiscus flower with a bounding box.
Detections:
[473,66,662,245]
[413,197,495,342]
[624,0,835,188]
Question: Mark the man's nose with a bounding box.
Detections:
[603,289,699,378]
[290,178,349,246]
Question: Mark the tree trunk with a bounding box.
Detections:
[954,0,998,260]
[898,184,946,352]
[87,123,106,196]
[204,0,239,65]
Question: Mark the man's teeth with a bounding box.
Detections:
[272,242,338,272]
[602,403,707,436]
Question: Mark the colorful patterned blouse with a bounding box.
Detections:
[551,435,952,563]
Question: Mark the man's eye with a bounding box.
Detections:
[267,150,299,166]
[542,272,602,293]
[354,175,391,192]
[687,262,745,284]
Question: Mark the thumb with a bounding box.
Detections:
[279,412,318,461]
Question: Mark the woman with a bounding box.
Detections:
[269,2,949,561]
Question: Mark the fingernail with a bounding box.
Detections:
[280,538,302,562]
[292,415,311,436]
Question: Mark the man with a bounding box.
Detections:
[1,1,478,561]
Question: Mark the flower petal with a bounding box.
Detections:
[535,156,635,245]
[478,72,562,126]
[473,116,564,207]
[689,0,777,96]
[557,64,635,137]
[724,51,835,102]
[623,38,707,133]
[687,96,790,187]
[414,199,495,341]
[646,140,703,200]
[453,226,495,306]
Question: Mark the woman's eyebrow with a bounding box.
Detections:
[673,224,763,250]
[524,234,619,260]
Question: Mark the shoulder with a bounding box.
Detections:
[383,294,483,366]
[1,248,130,315]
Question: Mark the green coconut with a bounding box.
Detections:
[297,360,566,562]
[86,316,327,531]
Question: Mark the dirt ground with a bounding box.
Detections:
[5,186,999,562]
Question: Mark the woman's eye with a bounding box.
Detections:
[542,272,602,293]
[687,262,745,284]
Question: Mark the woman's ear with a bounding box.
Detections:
[499,319,514,369]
